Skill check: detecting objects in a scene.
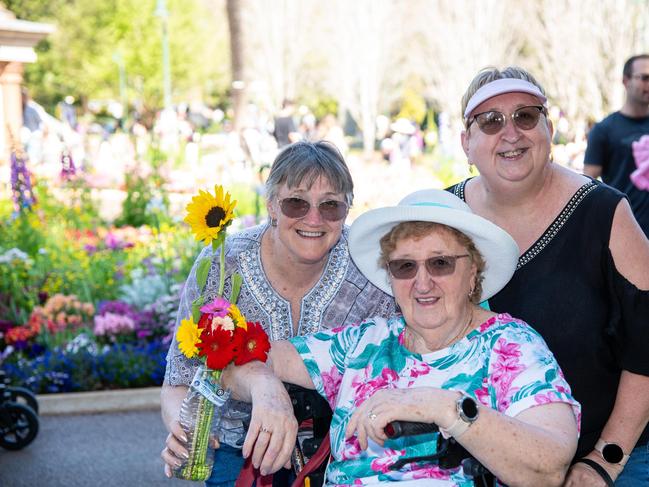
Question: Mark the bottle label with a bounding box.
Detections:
[191,367,230,407]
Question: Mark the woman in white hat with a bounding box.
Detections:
[219,189,580,486]
[451,66,649,487]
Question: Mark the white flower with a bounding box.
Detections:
[0,247,29,264]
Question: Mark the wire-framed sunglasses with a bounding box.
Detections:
[466,105,547,135]
[387,254,470,280]
[278,197,348,221]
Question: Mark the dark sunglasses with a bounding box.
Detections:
[387,254,470,280]
[466,105,547,135]
[279,197,348,221]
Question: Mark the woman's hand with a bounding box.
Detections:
[562,452,622,487]
[241,381,298,476]
[345,388,445,450]
[161,419,221,478]
[161,419,188,478]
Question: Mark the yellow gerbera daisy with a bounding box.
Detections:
[228,303,248,330]
[177,316,201,358]
[184,185,237,246]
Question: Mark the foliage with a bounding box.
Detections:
[114,145,170,228]
[396,83,427,126]
[11,0,230,114]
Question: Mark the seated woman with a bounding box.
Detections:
[221,189,581,486]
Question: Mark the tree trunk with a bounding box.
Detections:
[226,0,246,133]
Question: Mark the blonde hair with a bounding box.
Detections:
[461,66,547,125]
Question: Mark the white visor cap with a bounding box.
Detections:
[464,78,548,119]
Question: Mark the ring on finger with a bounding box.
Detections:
[368,411,377,420]
[260,426,272,434]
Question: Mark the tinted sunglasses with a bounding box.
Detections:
[279,197,348,221]
[466,105,547,135]
[387,254,470,280]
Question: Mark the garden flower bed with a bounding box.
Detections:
[0,151,259,394]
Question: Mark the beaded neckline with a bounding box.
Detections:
[453,179,598,269]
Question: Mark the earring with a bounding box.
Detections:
[468,161,476,175]
[270,217,277,227]
[468,287,474,299]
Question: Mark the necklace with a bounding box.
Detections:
[405,309,474,354]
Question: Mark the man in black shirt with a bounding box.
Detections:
[584,54,649,237]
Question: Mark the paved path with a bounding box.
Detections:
[0,409,202,487]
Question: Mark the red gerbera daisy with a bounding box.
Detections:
[234,322,271,366]
[197,327,238,370]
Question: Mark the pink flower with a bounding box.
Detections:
[340,437,362,460]
[534,392,557,405]
[352,367,399,406]
[410,463,453,480]
[406,361,430,379]
[370,448,403,473]
[493,337,522,359]
[321,366,342,404]
[94,313,136,336]
[200,297,231,317]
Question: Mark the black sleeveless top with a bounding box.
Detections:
[449,178,649,458]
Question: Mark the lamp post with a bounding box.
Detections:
[155,0,172,111]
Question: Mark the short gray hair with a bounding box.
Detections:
[265,140,354,205]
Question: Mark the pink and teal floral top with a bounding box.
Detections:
[290,313,581,486]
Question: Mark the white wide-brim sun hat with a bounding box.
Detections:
[348,189,519,301]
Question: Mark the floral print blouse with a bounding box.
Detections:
[290,313,581,486]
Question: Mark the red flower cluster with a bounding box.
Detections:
[195,316,270,371]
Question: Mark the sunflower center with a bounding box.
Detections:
[205,206,226,228]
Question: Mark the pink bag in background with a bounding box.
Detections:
[631,134,649,190]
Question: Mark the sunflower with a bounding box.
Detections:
[177,316,201,359]
[184,185,237,246]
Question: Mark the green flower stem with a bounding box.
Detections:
[180,369,222,480]
[218,238,225,297]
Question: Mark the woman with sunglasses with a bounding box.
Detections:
[449,66,649,486]
[214,188,580,486]
[161,140,395,486]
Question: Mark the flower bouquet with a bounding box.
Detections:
[173,185,270,481]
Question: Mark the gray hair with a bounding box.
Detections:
[461,66,547,125]
[265,140,354,205]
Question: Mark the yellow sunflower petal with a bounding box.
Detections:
[228,303,247,330]
[177,316,201,358]
[184,185,238,246]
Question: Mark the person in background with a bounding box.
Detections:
[450,66,649,486]
[272,99,301,148]
[161,140,394,486]
[584,54,649,238]
[218,189,580,486]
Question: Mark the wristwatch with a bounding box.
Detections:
[594,439,630,466]
[440,392,479,439]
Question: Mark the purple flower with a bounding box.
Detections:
[60,151,76,180]
[10,149,36,215]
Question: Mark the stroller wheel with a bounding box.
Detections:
[8,387,39,414]
[0,402,39,450]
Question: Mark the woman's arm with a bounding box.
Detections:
[565,199,649,485]
[160,382,190,477]
[219,341,314,475]
[346,387,577,487]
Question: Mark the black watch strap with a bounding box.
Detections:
[572,458,614,487]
